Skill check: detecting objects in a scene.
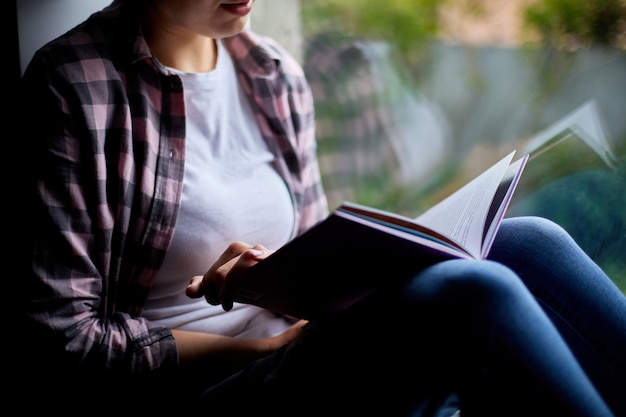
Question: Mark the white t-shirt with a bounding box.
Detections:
[143,40,296,338]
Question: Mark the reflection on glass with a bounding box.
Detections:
[302,1,626,293]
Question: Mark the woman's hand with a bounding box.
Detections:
[267,319,309,350]
[172,319,309,376]
[186,241,274,311]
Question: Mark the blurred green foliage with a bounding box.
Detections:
[524,0,626,49]
[302,0,626,53]
[301,0,444,63]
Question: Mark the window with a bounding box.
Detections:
[301,0,626,293]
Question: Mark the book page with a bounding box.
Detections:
[338,202,465,251]
[414,151,516,258]
[334,210,473,259]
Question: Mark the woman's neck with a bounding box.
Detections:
[141,6,218,73]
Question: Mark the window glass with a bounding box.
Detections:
[301,0,626,293]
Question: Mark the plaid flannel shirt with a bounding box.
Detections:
[19,2,327,377]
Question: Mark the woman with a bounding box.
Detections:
[17,1,625,416]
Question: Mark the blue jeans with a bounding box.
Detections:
[488,216,626,417]
[192,217,624,417]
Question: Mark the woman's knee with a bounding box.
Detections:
[491,216,576,260]
[393,260,536,346]
[403,259,526,307]
[497,216,570,245]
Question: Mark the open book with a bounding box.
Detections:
[234,150,529,319]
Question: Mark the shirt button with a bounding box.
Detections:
[169,149,174,158]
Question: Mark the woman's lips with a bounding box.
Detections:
[221,1,253,17]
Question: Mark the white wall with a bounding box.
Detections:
[251,0,303,63]
[17,0,113,73]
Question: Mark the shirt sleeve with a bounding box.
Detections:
[19,42,179,378]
